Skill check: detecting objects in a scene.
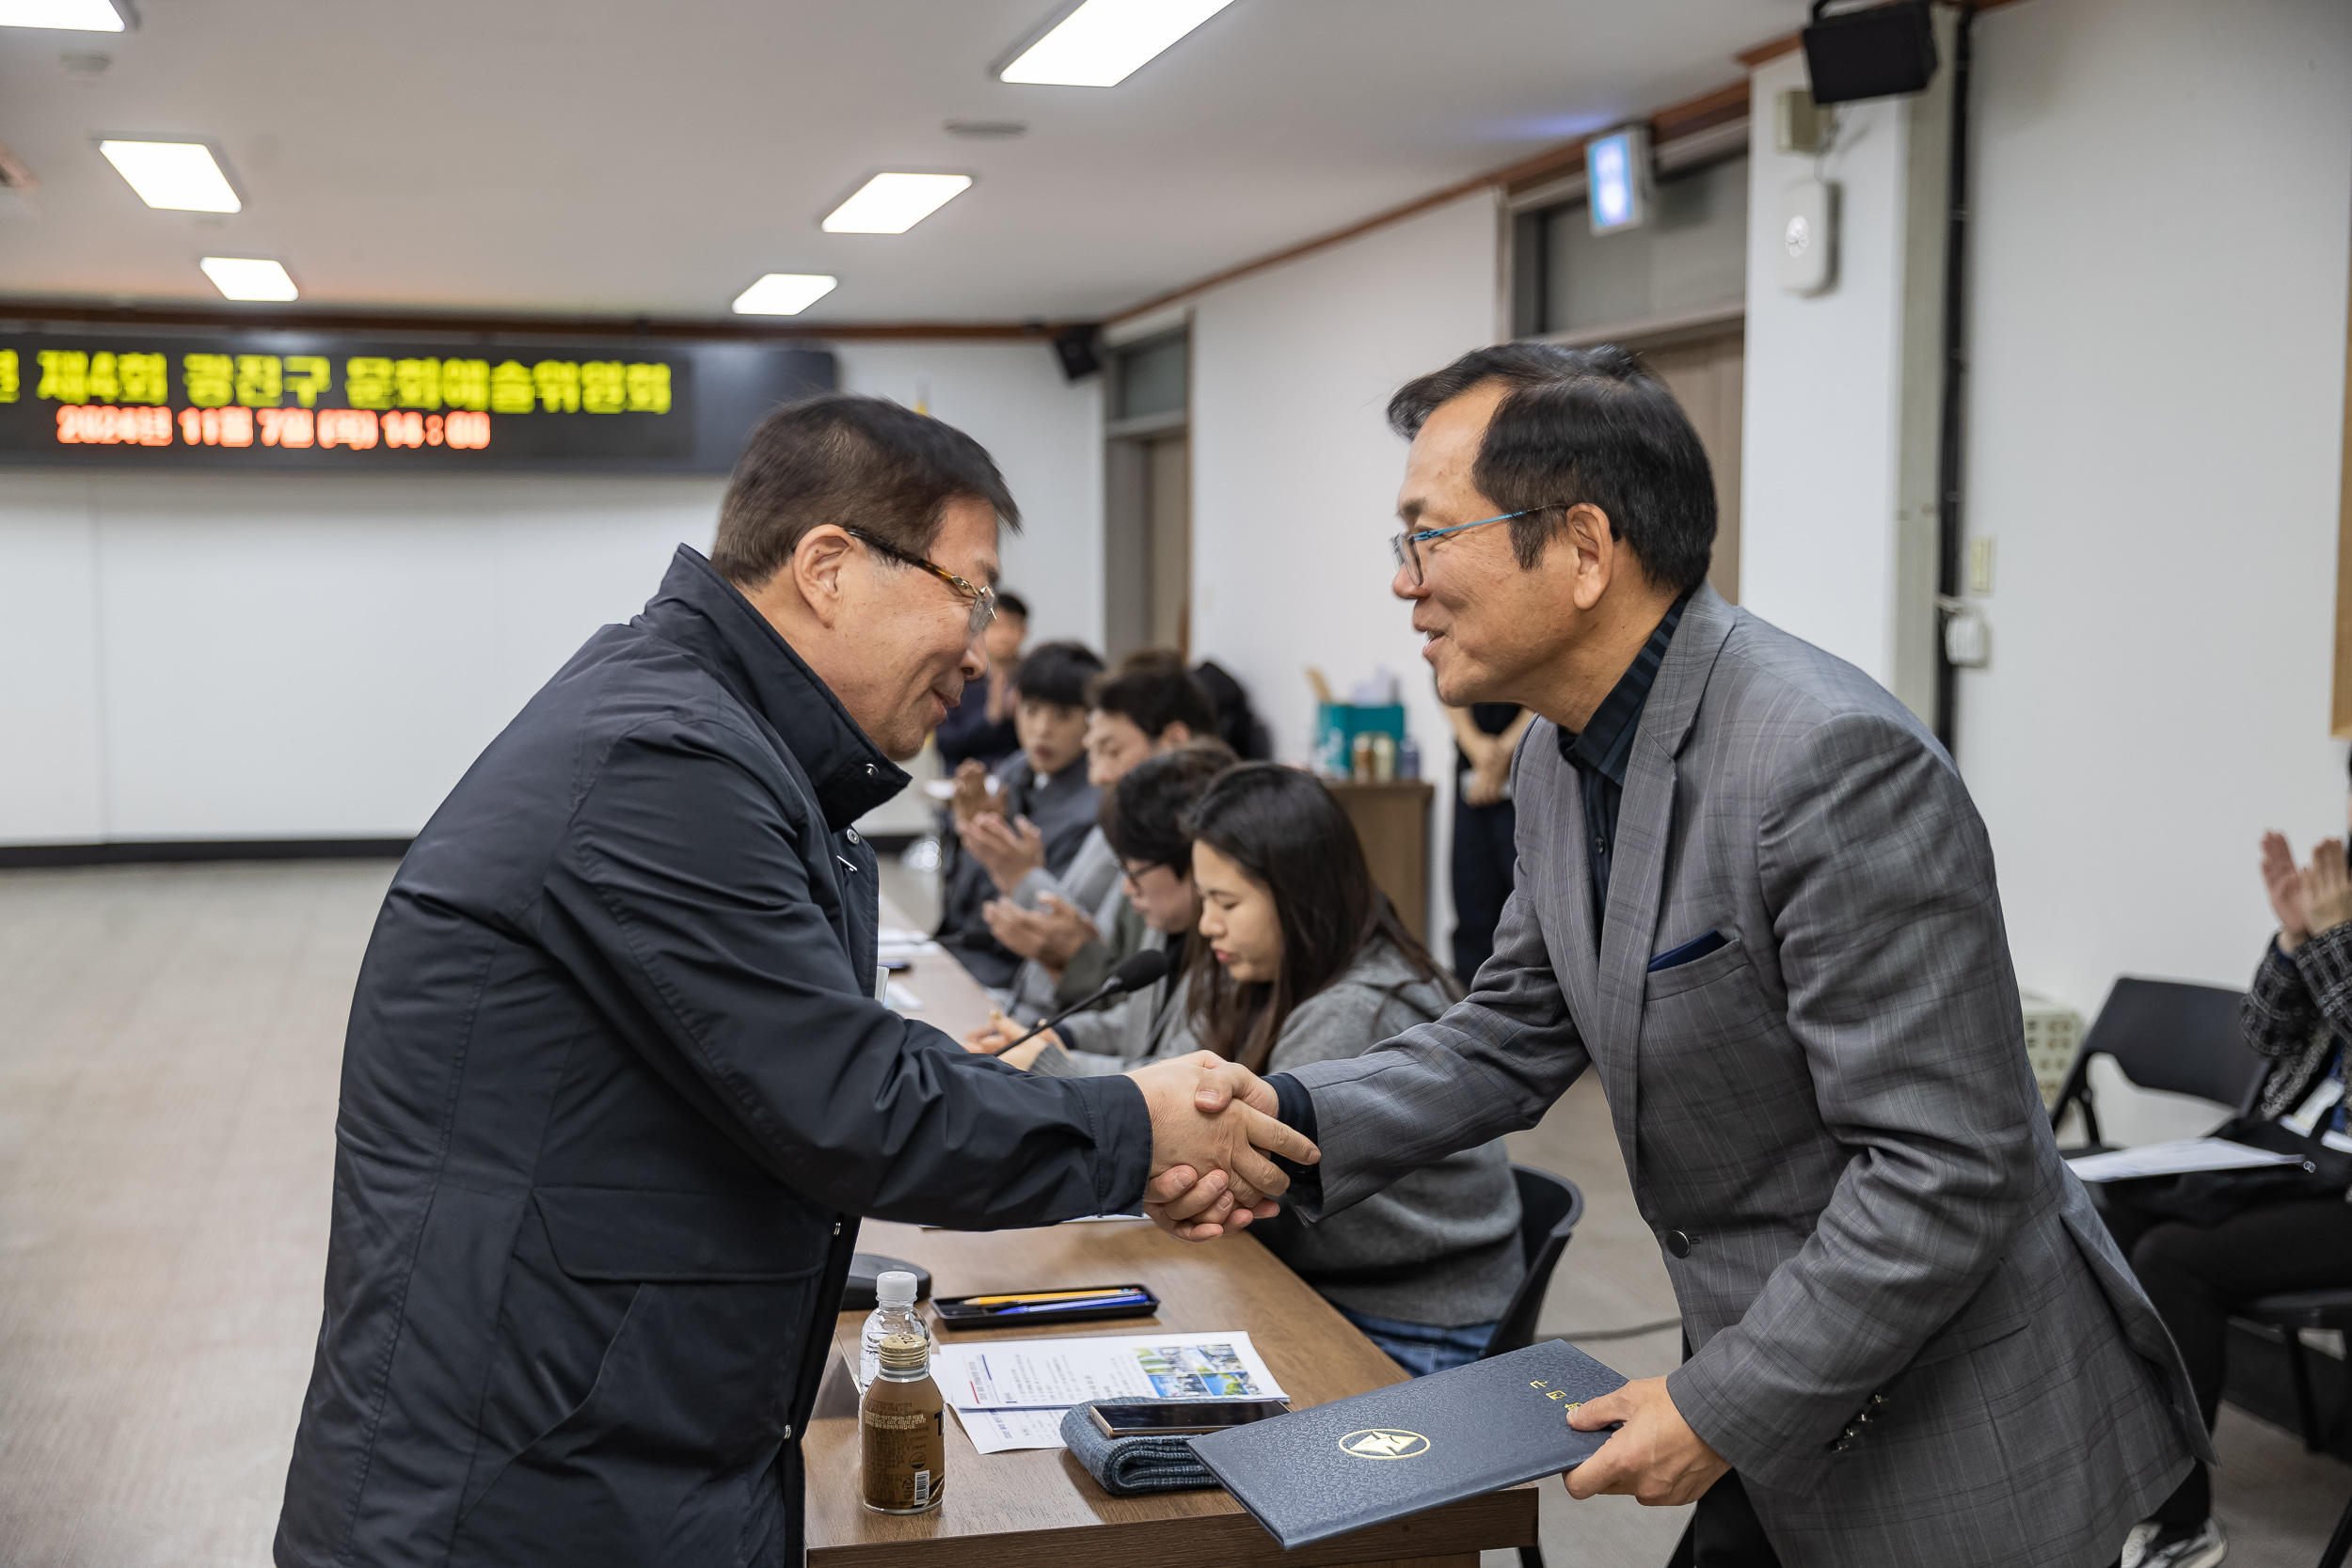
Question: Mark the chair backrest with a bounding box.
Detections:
[2052,975,2265,1145]
[1482,1165,1585,1359]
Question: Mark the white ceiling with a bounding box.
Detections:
[0,0,1803,324]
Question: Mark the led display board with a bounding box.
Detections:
[0,329,834,473]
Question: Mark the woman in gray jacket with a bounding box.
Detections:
[1182,764,1521,1375]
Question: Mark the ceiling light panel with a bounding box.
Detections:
[200,257,297,301]
[0,0,129,32]
[821,173,973,235]
[732,273,838,315]
[1000,0,1239,87]
[98,139,240,211]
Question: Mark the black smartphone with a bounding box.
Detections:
[930,1284,1160,1328]
[1087,1399,1291,1439]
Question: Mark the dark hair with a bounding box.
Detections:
[1100,743,1236,873]
[994,591,1030,623]
[1012,640,1103,707]
[1086,649,1216,741]
[1182,764,1457,1073]
[1388,342,1715,594]
[710,393,1020,589]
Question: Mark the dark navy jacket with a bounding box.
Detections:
[275,546,1151,1568]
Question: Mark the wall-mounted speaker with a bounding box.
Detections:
[1051,324,1101,382]
[1802,0,1938,104]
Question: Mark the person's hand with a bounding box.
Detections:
[1564,1376,1729,1507]
[949,760,994,833]
[1027,894,1098,972]
[2264,830,2310,951]
[982,899,1051,960]
[962,1012,1057,1069]
[1142,1058,1293,1241]
[965,813,1048,895]
[2305,838,2352,940]
[1130,1053,1316,1233]
[1462,759,1509,809]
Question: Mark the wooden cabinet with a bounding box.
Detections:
[1326,780,1436,944]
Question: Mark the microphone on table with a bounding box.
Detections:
[984,949,1171,1056]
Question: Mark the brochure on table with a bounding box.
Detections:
[930,1331,1288,1454]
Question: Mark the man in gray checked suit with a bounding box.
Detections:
[1145,343,2207,1568]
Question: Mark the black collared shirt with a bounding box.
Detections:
[1556,589,1692,936]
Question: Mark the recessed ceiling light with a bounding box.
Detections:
[98,139,241,212]
[0,0,132,32]
[200,256,297,302]
[732,273,838,315]
[1000,0,1238,87]
[821,173,973,235]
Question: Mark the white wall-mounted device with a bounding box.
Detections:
[1778,176,1838,295]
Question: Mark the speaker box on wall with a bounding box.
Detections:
[1052,324,1101,382]
[1802,0,1938,104]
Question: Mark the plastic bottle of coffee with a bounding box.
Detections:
[860,1331,946,1514]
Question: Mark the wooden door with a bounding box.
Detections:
[1643,328,1744,604]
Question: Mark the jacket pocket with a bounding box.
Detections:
[1643,933,1748,1002]
[534,1186,834,1282]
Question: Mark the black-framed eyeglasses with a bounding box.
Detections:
[843,526,998,637]
[1388,506,1565,587]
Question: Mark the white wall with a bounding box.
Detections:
[831,340,1103,651]
[1187,191,1502,948]
[0,340,1100,845]
[1739,53,1922,697]
[1955,0,2352,1010]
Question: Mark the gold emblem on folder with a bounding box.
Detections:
[1339,1428,1431,1460]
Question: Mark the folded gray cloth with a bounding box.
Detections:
[1057,1404,1221,1496]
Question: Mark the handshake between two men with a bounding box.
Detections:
[1129,1054,1313,1241]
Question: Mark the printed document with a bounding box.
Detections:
[2065,1138,2297,1181]
[931,1331,1286,1454]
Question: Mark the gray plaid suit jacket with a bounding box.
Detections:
[1289,586,2205,1568]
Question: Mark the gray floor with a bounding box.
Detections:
[1,860,2344,1568]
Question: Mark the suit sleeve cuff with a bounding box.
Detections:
[1265,1071,1326,1216]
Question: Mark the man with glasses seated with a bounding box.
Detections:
[272,394,1317,1568]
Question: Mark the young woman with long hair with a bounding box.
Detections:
[1180,763,1522,1374]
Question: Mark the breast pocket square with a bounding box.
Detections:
[1647,929,1729,973]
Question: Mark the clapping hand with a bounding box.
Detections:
[981,893,1099,974]
[2264,831,2310,951]
[949,760,995,834]
[2304,837,2352,942]
[963,813,1048,895]
[1130,1053,1317,1234]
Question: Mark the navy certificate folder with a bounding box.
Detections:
[1188,1338,1629,1549]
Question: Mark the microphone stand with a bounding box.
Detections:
[983,954,1168,1056]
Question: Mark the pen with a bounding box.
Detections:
[964,1287,1147,1305]
[988,1295,1153,1317]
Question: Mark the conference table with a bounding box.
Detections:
[800,907,1538,1567]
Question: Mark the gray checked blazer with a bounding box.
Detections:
[1288,586,2205,1568]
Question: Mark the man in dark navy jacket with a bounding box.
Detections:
[273,395,1313,1568]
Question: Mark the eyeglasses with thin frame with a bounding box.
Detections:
[1389,506,1564,587]
[842,526,998,637]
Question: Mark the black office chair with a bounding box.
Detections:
[1483,1164,1586,1360]
[2234,1288,2352,1455]
[2048,976,2265,1154]
[1481,1165,1584,1568]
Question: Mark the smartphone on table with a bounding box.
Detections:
[930,1284,1160,1328]
[1086,1399,1291,1438]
